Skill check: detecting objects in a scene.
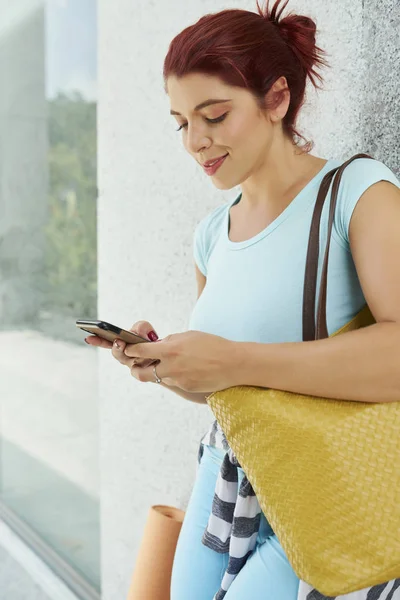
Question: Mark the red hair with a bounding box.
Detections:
[163,0,329,153]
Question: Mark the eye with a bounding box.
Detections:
[176,112,228,132]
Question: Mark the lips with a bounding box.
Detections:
[203,153,228,167]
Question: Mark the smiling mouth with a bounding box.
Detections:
[202,153,228,167]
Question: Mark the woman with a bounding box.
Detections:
[87,1,400,598]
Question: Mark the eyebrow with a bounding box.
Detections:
[170,98,232,116]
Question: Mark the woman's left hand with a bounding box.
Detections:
[121,330,242,393]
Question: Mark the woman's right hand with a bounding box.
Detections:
[85,320,160,369]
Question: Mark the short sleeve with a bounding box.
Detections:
[192,203,229,277]
[193,217,208,276]
[334,158,400,249]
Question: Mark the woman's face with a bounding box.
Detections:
[167,73,283,190]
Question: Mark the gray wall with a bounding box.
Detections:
[362,0,399,168]
[98,1,399,598]
[0,4,48,326]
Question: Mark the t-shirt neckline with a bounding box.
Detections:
[224,159,337,251]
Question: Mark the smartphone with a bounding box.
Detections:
[76,319,150,345]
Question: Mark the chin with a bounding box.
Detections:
[211,178,238,191]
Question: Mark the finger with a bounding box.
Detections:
[129,321,159,342]
[127,323,161,367]
[136,358,159,368]
[130,357,158,369]
[125,339,163,359]
[111,339,152,369]
[131,360,168,384]
[85,335,113,349]
[111,340,132,366]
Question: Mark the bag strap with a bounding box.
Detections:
[302,153,374,341]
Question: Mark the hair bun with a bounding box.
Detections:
[256,0,327,89]
[277,14,316,46]
[257,0,316,45]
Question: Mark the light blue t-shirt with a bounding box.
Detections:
[188,156,400,449]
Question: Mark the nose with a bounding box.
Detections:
[185,125,211,157]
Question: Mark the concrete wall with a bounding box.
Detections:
[362,0,399,169]
[97,1,399,598]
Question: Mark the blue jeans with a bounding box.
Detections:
[171,444,300,600]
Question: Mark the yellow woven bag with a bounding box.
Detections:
[206,154,400,597]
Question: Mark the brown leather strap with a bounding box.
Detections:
[302,167,338,341]
[302,153,374,341]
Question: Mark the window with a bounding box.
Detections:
[0,0,99,596]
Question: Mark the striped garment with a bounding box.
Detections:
[197,421,400,600]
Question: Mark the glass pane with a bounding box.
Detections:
[0,0,99,591]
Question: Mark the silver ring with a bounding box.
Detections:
[153,364,162,384]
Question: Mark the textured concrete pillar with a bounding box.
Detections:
[98,1,399,597]
[0,3,48,326]
[361,0,399,174]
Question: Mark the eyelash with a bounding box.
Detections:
[176,112,228,132]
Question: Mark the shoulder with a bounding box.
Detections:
[193,201,231,276]
[195,202,230,239]
[340,157,399,189]
[334,157,400,248]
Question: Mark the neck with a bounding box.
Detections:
[239,138,327,212]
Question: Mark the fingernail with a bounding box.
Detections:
[114,340,120,349]
[148,331,158,341]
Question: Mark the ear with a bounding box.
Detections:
[267,76,291,122]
